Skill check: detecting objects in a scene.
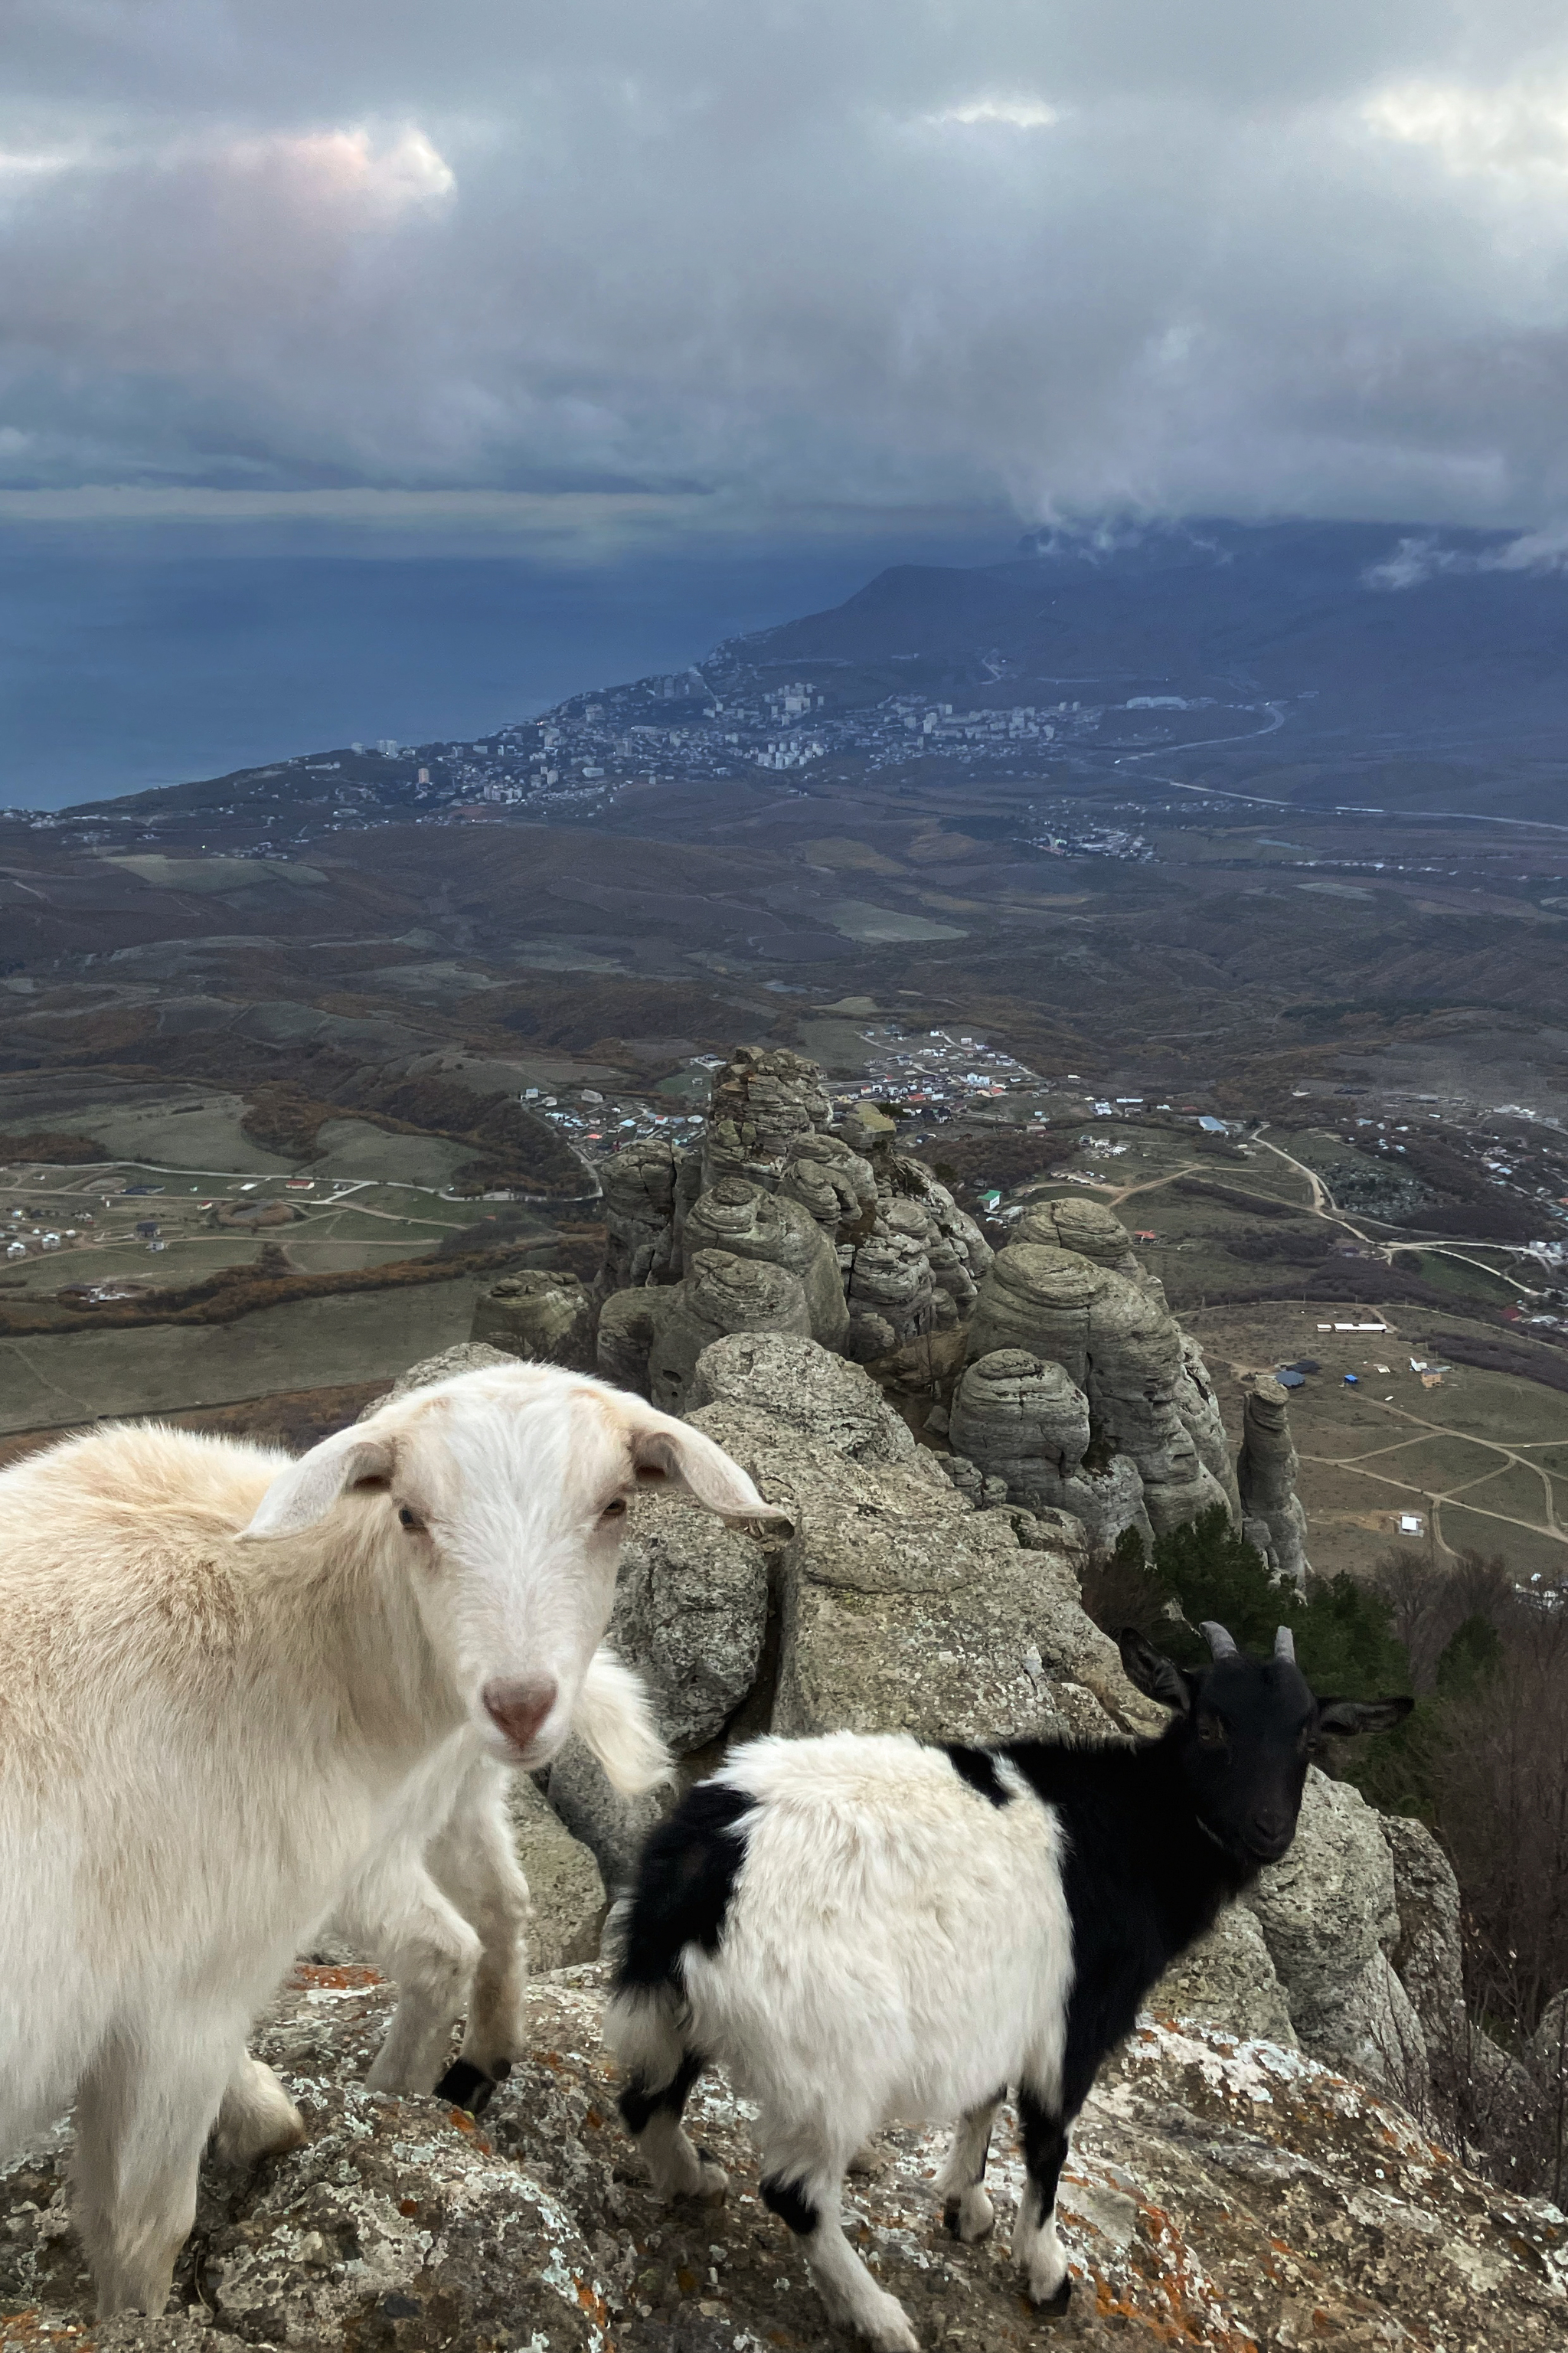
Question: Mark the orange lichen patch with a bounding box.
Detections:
[397,2199,420,2217]
[676,2269,698,2295]
[585,2106,604,2129]
[575,2280,609,2325]
[447,2109,475,2133]
[289,1962,383,1991]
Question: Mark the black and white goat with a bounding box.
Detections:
[605,1623,1411,2353]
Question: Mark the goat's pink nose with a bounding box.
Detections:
[482,1675,558,1753]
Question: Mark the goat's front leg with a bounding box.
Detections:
[335,1847,482,2100]
[936,2087,1004,2243]
[74,2017,238,2319]
[1011,2085,1073,2312]
[425,1760,531,2086]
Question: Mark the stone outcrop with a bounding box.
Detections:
[681,1175,848,1350]
[585,1039,1292,1570]
[644,1250,812,1416]
[681,1334,1163,1748]
[469,1269,593,1370]
[7,1965,1564,2353]
[506,1776,607,1971]
[1380,1813,1468,2069]
[1238,1375,1312,1587]
[685,1329,918,1464]
[1151,1903,1298,2047]
[703,1044,833,1189]
[595,1134,683,1296]
[375,1342,517,1401]
[963,1245,1231,1543]
[776,1128,878,1243]
[606,1486,771,1754]
[949,1346,1155,1549]
[1244,1768,1429,2107]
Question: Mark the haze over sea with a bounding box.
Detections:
[0,522,1009,810]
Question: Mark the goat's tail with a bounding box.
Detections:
[575,1645,673,1796]
[602,1896,688,2094]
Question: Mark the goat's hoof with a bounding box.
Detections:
[1031,2276,1072,2317]
[854,2293,920,2353]
[690,2148,730,2202]
[944,2187,994,2244]
[435,2058,497,2116]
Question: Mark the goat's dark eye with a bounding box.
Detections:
[1197,1714,1227,1748]
[397,1506,420,1530]
[602,1497,629,1520]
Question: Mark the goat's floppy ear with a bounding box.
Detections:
[1315,1694,1415,1737]
[626,1410,794,1538]
[240,1430,396,1541]
[1119,1627,1194,1714]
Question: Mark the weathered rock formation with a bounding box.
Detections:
[595,1133,683,1297]
[949,1346,1154,1548]
[644,1250,812,1417]
[963,1243,1231,1543]
[583,1040,1305,1574]
[1238,1374,1312,1587]
[681,1175,848,1350]
[469,1269,593,1370]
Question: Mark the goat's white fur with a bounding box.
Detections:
[606,1733,1074,2351]
[0,1361,774,2319]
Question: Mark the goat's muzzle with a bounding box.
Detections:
[482,1675,559,1760]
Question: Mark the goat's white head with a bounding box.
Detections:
[239,1362,789,1769]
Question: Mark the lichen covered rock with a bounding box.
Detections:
[1238,1375,1312,1587]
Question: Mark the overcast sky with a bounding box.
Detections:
[5,0,1568,552]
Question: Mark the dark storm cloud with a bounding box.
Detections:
[6,0,1568,534]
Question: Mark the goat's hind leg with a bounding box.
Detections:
[1011,2085,1073,2313]
[760,2132,918,2353]
[73,2018,237,2319]
[618,2049,728,2201]
[936,2087,1004,2244]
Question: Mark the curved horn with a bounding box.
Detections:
[1199,1621,1239,1660]
[1274,1626,1297,1664]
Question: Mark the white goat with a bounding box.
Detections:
[0,1360,779,2319]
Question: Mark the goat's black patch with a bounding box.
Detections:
[617,2049,704,2137]
[433,2058,494,2114]
[612,1781,752,1995]
[943,1744,1011,1807]
[760,2173,819,2237]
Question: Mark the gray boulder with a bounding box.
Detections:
[645,1250,812,1417]
[1246,1769,1429,2104]
[506,1775,606,1970]
[686,1394,1161,1744]
[1150,1903,1298,2047]
[686,1330,916,1463]
[608,1489,771,1753]
[596,1134,683,1295]
[776,1129,878,1242]
[545,1736,668,1895]
[593,1283,673,1397]
[470,1269,593,1370]
[1380,1813,1467,2062]
[682,1175,849,1351]
[1017,1196,1143,1276]
[949,1347,1157,1550]
[375,1342,516,1403]
[704,1044,834,1189]
[1238,1377,1311,1588]
[840,1221,939,1360]
[1177,1334,1243,1518]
